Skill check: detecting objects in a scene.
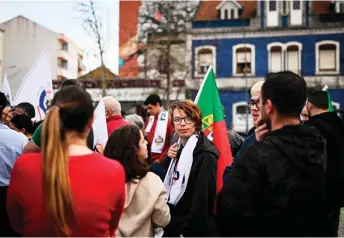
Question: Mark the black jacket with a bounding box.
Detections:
[163,132,219,237]
[217,125,327,237]
[306,112,344,207]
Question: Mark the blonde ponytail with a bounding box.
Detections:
[42,106,74,236]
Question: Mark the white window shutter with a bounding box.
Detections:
[319,49,336,71]
[286,49,299,74]
[271,50,283,72]
[236,51,251,63]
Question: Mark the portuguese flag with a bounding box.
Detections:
[323,85,334,112]
[194,66,233,195]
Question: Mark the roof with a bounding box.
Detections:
[194,0,257,21]
[78,66,117,79]
[194,0,334,21]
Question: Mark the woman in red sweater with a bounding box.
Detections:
[7,85,126,237]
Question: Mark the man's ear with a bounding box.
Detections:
[265,99,273,115]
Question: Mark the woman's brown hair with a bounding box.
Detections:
[42,85,94,236]
[104,124,149,183]
[169,100,202,132]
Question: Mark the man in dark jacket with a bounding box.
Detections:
[217,71,327,237]
[305,88,344,236]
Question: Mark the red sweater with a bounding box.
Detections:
[7,152,125,237]
[107,115,128,137]
[145,115,174,162]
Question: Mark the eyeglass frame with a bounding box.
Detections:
[247,99,260,111]
[173,116,194,125]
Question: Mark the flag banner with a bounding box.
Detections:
[93,99,108,152]
[322,85,334,112]
[13,48,53,121]
[194,66,233,195]
[1,74,13,105]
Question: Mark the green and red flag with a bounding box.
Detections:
[323,85,334,112]
[194,66,233,195]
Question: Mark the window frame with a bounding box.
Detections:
[232,44,256,76]
[315,40,340,75]
[194,45,216,78]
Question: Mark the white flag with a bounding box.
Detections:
[13,48,53,121]
[92,100,108,151]
[1,74,13,104]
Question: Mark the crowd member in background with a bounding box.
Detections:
[13,102,35,119]
[7,86,126,236]
[0,92,28,237]
[223,81,264,180]
[144,94,174,179]
[164,100,218,237]
[10,114,34,140]
[104,125,170,237]
[301,104,310,122]
[125,114,152,165]
[218,71,327,237]
[227,129,243,157]
[23,80,94,153]
[1,105,13,127]
[103,96,128,136]
[305,88,344,236]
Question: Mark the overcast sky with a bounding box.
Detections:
[0,0,120,74]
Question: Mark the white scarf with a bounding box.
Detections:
[163,134,199,205]
[145,110,169,154]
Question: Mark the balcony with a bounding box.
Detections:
[78,60,86,72]
[57,67,74,80]
[57,50,69,61]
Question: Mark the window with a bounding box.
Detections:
[316,41,339,74]
[336,2,344,13]
[269,0,277,11]
[231,9,235,19]
[293,0,300,10]
[224,9,228,19]
[233,44,255,76]
[270,46,283,72]
[195,46,216,77]
[286,45,300,74]
[267,42,302,75]
[60,59,68,70]
[61,42,68,52]
[217,1,241,20]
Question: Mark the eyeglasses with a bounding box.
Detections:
[173,116,194,125]
[247,99,260,111]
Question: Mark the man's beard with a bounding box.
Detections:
[259,108,272,131]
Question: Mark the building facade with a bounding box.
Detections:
[0,16,85,95]
[0,27,4,86]
[188,0,344,133]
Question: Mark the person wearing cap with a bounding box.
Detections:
[305,88,344,236]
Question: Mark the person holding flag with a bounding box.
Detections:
[163,100,219,237]
[305,88,344,236]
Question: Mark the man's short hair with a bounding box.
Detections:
[261,71,307,118]
[0,92,9,114]
[144,94,162,106]
[60,79,86,91]
[251,81,264,96]
[15,102,35,119]
[307,88,328,110]
[103,96,121,114]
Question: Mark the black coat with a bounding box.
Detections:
[163,132,219,237]
[306,112,344,207]
[217,125,327,237]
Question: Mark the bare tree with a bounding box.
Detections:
[77,0,107,96]
[138,0,199,107]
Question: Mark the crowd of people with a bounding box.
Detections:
[1,71,344,237]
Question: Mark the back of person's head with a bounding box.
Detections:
[144,94,162,106]
[307,88,328,110]
[125,114,145,131]
[15,102,35,119]
[41,85,93,236]
[103,96,121,114]
[10,114,34,135]
[0,92,9,115]
[104,124,148,183]
[60,79,86,91]
[250,81,264,96]
[261,71,307,118]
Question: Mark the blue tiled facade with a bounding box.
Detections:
[190,0,344,130]
[192,33,344,79]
